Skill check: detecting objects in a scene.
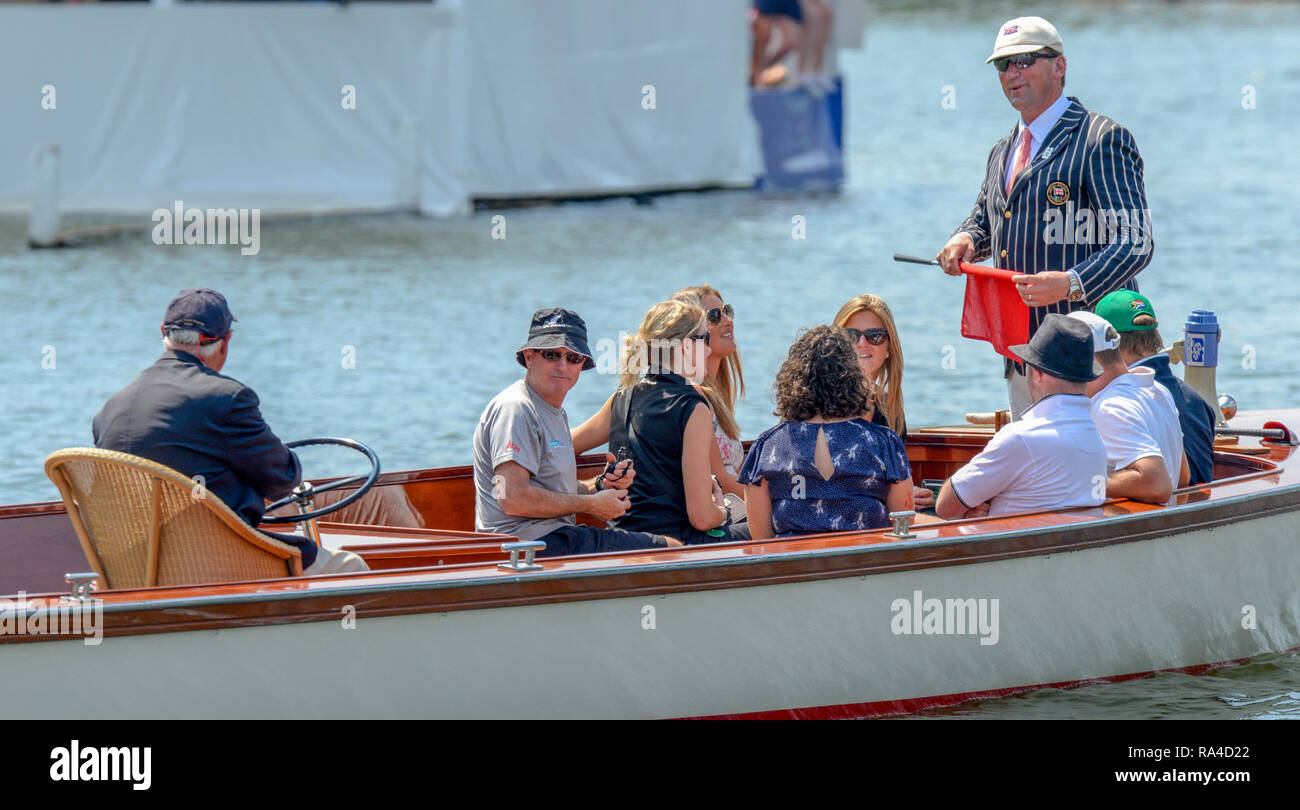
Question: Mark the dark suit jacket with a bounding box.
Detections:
[93,350,303,531]
[957,97,1154,345]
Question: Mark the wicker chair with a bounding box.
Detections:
[45,448,303,589]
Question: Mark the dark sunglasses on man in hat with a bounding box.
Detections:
[993,50,1059,72]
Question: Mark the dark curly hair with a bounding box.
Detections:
[774,326,874,422]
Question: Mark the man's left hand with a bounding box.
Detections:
[1011,271,1071,307]
[602,453,635,491]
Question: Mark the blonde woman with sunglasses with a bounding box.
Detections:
[573,285,747,501]
[669,285,747,499]
[832,294,934,510]
[605,300,746,544]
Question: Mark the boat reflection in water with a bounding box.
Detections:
[0,410,1297,719]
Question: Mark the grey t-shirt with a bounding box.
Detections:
[473,379,578,541]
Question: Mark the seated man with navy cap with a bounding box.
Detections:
[936,314,1108,520]
[473,307,681,556]
[93,288,367,575]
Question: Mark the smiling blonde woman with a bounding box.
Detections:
[670,285,747,497]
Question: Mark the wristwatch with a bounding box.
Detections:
[1067,271,1084,303]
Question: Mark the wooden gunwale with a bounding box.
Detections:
[4,459,1297,645]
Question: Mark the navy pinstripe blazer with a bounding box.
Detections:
[957,96,1153,340]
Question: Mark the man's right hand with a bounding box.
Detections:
[587,488,630,522]
[936,232,975,276]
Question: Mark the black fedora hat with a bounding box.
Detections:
[1009,313,1101,382]
[515,307,595,370]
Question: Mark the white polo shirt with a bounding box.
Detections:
[951,393,1108,517]
[1090,367,1184,502]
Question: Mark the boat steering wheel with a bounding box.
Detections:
[260,437,382,523]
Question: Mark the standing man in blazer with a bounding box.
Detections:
[936,16,1154,418]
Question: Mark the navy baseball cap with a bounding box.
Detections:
[162,288,237,339]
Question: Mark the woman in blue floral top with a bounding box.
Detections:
[738,326,914,538]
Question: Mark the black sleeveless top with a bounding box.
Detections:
[871,406,908,440]
[608,372,708,540]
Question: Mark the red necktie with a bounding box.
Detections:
[1006,130,1032,196]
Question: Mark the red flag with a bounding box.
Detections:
[958,263,1029,361]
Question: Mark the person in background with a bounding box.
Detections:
[750,0,801,87]
[739,326,913,539]
[473,307,679,557]
[670,285,747,498]
[750,0,833,90]
[1070,310,1188,505]
[831,294,933,509]
[1094,290,1217,486]
[936,314,1107,520]
[607,300,746,544]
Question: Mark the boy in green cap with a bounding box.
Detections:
[1094,291,1217,485]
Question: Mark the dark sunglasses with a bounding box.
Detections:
[690,332,711,346]
[993,50,1058,73]
[536,348,587,365]
[843,327,888,346]
[706,304,734,325]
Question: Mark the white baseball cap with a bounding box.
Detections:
[1068,310,1121,353]
[986,16,1065,63]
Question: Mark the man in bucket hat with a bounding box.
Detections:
[94,288,367,575]
[936,314,1108,519]
[936,15,1153,419]
[473,308,681,556]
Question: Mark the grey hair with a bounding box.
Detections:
[163,328,223,359]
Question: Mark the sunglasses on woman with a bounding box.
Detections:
[993,50,1058,73]
[690,332,711,346]
[536,348,587,365]
[706,304,734,325]
[843,327,888,346]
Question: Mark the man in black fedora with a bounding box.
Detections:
[936,314,1108,519]
[472,307,681,556]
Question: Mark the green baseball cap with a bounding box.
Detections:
[1095,290,1157,333]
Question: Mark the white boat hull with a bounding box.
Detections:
[5,501,1297,719]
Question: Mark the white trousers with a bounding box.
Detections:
[304,546,370,575]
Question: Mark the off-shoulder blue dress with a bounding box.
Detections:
[737,419,911,536]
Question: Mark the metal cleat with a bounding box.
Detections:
[498,540,546,572]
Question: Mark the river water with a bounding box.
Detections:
[0,0,1297,717]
